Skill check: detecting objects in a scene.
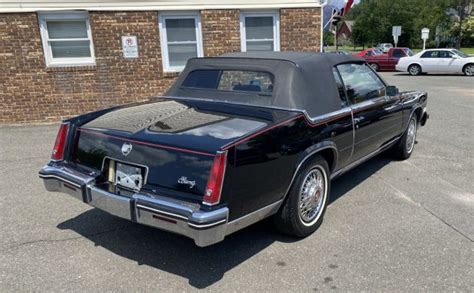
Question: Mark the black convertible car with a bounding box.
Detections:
[39,52,428,246]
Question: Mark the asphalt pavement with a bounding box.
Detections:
[1,72,473,291]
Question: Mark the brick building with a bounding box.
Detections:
[0,1,326,124]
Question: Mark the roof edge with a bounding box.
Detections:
[0,2,323,13]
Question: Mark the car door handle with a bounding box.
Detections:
[353,117,363,124]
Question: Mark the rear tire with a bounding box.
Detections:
[408,64,422,76]
[391,115,418,160]
[463,63,474,76]
[370,63,379,71]
[274,155,330,237]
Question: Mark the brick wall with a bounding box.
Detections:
[280,8,321,51]
[0,8,321,124]
[201,10,241,56]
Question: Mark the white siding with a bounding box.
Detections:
[0,0,324,13]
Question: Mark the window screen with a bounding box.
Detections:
[39,12,95,66]
[159,14,202,71]
[182,70,274,94]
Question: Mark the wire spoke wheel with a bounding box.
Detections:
[298,167,327,225]
[406,118,417,153]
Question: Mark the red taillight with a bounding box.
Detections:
[203,151,227,206]
[51,123,69,161]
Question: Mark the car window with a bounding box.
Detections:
[452,49,468,58]
[336,63,386,104]
[438,51,453,58]
[392,49,405,58]
[182,70,274,94]
[421,51,442,58]
[404,48,414,56]
[332,67,349,107]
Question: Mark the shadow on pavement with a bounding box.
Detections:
[57,155,391,289]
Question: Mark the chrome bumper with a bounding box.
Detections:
[39,164,229,247]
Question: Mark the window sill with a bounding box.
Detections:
[162,71,181,78]
[46,65,97,72]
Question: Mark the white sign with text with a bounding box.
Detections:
[122,36,138,58]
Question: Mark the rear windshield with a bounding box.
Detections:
[181,70,274,94]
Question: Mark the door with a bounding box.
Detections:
[419,50,442,72]
[337,63,403,162]
[389,48,406,70]
[419,50,457,72]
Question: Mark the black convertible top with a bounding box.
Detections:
[166,52,365,117]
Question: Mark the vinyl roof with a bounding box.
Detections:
[167,52,365,117]
[220,51,361,68]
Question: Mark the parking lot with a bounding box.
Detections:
[0,72,473,291]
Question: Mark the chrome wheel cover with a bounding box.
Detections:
[406,118,417,153]
[370,63,378,71]
[409,65,420,75]
[298,167,327,226]
[465,65,474,76]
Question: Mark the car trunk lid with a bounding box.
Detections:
[72,98,298,199]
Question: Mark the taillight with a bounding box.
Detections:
[203,151,227,206]
[51,123,69,161]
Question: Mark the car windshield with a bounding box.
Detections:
[452,49,469,58]
[404,48,415,56]
[373,49,384,55]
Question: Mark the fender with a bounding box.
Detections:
[401,91,427,130]
[280,141,338,201]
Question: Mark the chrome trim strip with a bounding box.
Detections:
[188,219,227,229]
[225,199,283,236]
[38,174,81,188]
[136,204,189,221]
[330,136,400,179]
[306,107,352,125]
[349,107,356,159]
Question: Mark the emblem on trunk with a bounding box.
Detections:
[178,176,196,189]
[121,142,133,156]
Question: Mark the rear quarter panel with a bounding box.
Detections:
[223,113,353,221]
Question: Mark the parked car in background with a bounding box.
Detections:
[377,43,393,53]
[363,47,414,71]
[353,48,384,57]
[396,48,474,76]
[39,52,429,247]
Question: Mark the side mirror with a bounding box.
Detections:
[452,55,460,59]
[386,85,399,96]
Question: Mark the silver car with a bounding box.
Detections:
[377,43,393,53]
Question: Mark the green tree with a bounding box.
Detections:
[346,0,452,48]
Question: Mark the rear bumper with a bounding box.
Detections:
[39,164,228,247]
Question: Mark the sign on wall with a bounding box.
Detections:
[122,36,138,58]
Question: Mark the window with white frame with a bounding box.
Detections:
[38,12,95,67]
[159,13,203,72]
[240,12,280,52]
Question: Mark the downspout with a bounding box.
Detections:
[319,0,328,52]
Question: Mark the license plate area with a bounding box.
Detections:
[106,159,147,192]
